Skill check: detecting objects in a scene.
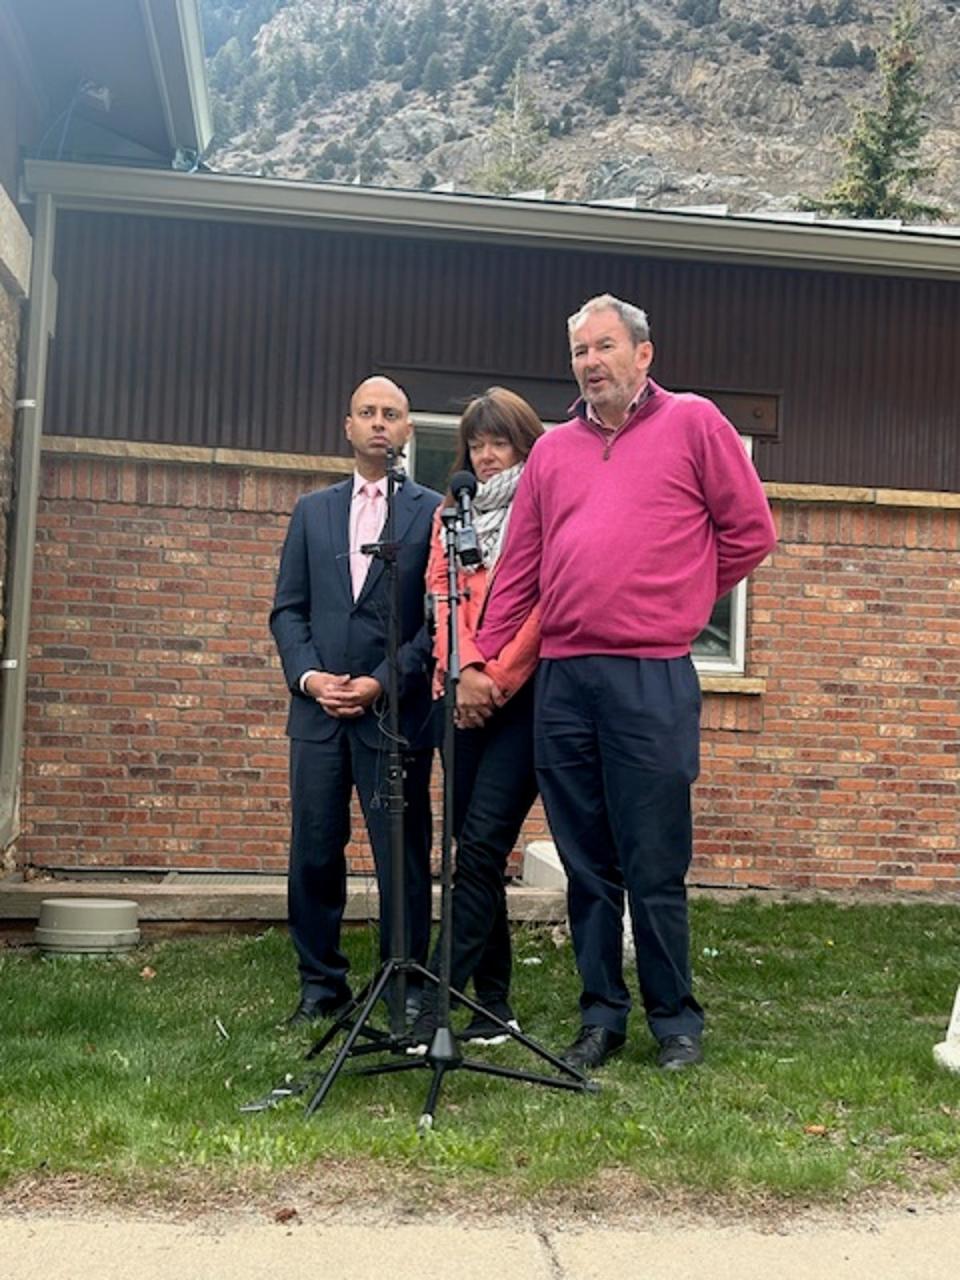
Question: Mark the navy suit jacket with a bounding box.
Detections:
[270,475,443,751]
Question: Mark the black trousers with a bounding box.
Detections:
[535,656,705,1041]
[430,679,538,1009]
[287,729,433,1003]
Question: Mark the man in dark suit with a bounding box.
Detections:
[270,376,442,1025]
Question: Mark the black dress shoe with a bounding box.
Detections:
[656,1034,703,1071]
[560,1025,626,1071]
[377,990,425,1028]
[285,994,351,1027]
[405,1007,436,1056]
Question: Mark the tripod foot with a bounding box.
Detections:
[417,1112,434,1136]
[426,1025,461,1064]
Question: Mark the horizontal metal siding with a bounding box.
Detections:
[46,211,960,491]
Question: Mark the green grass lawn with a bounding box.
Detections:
[1,898,959,1206]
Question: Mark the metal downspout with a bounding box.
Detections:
[0,193,56,851]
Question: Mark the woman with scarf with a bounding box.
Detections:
[411,387,544,1049]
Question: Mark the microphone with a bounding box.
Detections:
[449,470,482,568]
[385,444,406,484]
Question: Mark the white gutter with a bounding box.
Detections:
[23,160,960,281]
[0,193,56,849]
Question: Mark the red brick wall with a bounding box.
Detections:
[23,454,302,873]
[19,452,960,892]
[698,499,960,891]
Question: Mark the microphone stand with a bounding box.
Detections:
[243,458,597,1127]
[300,444,420,1112]
[242,446,419,1114]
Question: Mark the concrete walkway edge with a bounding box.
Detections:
[4,1205,960,1280]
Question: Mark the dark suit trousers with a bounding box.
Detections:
[288,728,433,1003]
[534,656,705,1041]
[430,679,538,1009]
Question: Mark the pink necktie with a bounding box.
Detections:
[351,482,383,600]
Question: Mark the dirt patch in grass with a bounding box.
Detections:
[2,1164,958,1234]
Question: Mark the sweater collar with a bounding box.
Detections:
[570,377,665,430]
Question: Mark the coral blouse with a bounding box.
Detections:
[425,505,541,701]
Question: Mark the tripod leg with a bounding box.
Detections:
[417,1063,448,1135]
[449,987,591,1084]
[305,962,396,1117]
[304,969,385,1060]
[304,1001,357,1060]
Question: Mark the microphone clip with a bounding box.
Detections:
[448,471,482,569]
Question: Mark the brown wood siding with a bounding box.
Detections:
[46,210,960,492]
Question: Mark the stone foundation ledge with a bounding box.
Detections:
[0,875,566,926]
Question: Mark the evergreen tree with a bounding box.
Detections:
[677,0,721,27]
[237,71,265,129]
[423,52,451,97]
[209,36,243,94]
[209,91,236,142]
[833,0,859,22]
[464,0,494,59]
[343,20,374,90]
[379,15,406,66]
[490,19,532,89]
[472,65,553,195]
[827,38,859,68]
[426,0,447,36]
[266,67,298,119]
[359,138,385,183]
[460,23,485,78]
[807,3,941,220]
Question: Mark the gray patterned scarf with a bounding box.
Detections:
[470,462,524,570]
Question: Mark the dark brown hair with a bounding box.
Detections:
[449,387,544,483]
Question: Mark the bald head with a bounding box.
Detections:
[349,376,409,418]
[345,376,413,480]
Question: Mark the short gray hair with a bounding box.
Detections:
[567,294,651,345]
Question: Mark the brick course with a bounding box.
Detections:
[18,452,960,893]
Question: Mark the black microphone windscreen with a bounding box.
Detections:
[450,470,478,498]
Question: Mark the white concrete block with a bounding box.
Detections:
[0,183,31,298]
[933,984,960,1074]
[523,840,634,963]
[522,840,566,890]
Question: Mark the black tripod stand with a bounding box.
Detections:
[244,458,596,1127]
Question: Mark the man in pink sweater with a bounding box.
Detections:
[475,294,776,1072]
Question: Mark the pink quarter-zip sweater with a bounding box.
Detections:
[476,380,777,662]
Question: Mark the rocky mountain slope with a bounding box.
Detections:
[199,0,960,217]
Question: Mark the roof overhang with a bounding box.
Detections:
[23,160,960,282]
[6,0,211,162]
[138,0,213,160]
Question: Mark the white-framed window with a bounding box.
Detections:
[691,435,755,676]
[410,412,754,676]
[404,412,462,495]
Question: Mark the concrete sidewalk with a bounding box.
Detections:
[4,1205,960,1280]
